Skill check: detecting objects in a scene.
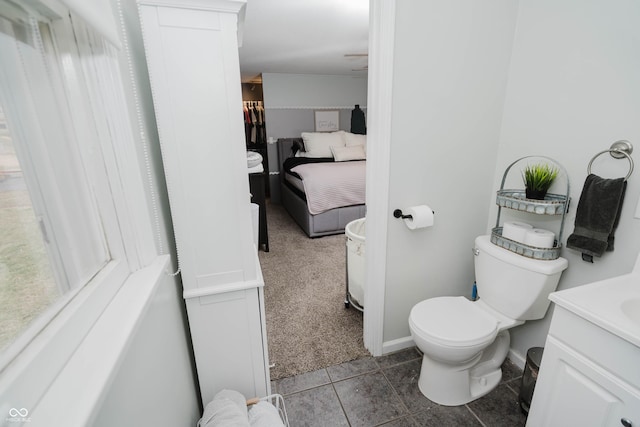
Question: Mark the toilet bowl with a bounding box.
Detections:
[409,297,520,405]
[408,235,568,406]
[410,297,499,364]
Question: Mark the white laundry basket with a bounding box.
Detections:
[345,218,366,310]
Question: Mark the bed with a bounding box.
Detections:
[277,135,367,237]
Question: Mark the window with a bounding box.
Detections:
[0,3,146,412]
[0,103,59,353]
[0,16,116,352]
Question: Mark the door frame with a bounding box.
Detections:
[363,0,396,356]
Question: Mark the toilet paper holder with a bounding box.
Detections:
[393,208,435,220]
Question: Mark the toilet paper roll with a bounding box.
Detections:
[524,228,555,248]
[502,221,533,243]
[403,205,434,230]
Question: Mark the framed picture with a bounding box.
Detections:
[314,110,340,132]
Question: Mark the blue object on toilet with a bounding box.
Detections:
[471,282,477,300]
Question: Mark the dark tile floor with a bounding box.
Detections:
[272,348,527,427]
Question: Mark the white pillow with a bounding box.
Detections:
[330,145,366,162]
[343,132,366,148]
[301,131,346,158]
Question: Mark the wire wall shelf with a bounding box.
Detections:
[493,156,570,260]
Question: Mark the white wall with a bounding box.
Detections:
[262,73,368,138]
[262,73,367,109]
[492,0,640,362]
[92,272,200,426]
[382,0,519,342]
[381,0,640,363]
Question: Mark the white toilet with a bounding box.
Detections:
[408,235,568,406]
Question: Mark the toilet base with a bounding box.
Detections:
[417,330,510,406]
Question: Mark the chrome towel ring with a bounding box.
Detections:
[587,140,634,181]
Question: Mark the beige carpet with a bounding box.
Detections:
[259,201,370,380]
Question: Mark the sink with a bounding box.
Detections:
[621,297,640,326]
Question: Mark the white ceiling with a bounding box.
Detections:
[238,0,369,83]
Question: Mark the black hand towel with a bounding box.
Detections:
[566,173,627,261]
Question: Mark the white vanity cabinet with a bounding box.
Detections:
[527,300,640,426]
[137,0,270,405]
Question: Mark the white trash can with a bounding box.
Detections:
[345,218,366,310]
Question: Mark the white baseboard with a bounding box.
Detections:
[382,336,415,355]
[508,348,526,370]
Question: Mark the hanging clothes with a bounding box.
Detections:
[243,102,252,145]
[350,104,366,135]
[243,100,267,146]
[250,103,258,144]
[255,103,263,145]
[257,102,266,144]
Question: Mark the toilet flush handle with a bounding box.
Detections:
[472,248,480,256]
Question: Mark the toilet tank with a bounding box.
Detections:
[474,235,568,321]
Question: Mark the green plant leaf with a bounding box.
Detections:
[522,163,559,192]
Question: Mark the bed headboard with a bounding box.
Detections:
[276,138,303,179]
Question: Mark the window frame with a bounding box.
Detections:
[0,3,157,416]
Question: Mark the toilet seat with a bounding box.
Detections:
[410,297,497,348]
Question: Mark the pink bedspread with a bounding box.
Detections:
[291,161,366,215]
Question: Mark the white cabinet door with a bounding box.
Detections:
[527,336,640,427]
[138,0,256,291]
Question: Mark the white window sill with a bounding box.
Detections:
[29,255,171,427]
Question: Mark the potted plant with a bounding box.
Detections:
[522,163,559,200]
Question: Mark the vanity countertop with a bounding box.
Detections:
[550,271,640,348]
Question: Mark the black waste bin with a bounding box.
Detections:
[519,347,544,415]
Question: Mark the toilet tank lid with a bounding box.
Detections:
[475,235,568,275]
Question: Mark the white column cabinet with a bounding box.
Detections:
[137,0,270,405]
